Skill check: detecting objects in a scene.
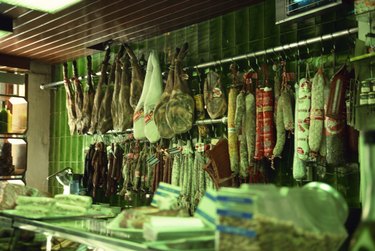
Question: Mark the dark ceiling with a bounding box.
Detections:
[0,0,260,69]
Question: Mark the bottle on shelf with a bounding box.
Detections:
[0,101,8,133]
[6,104,12,133]
[350,131,375,251]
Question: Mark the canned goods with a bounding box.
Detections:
[368,92,375,105]
[361,80,371,93]
[360,93,369,105]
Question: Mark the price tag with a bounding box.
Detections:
[147,155,160,166]
[195,142,205,153]
[167,147,181,155]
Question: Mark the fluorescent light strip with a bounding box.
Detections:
[0,0,83,13]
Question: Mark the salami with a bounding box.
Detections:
[262,87,275,158]
[228,87,239,173]
[309,68,325,157]
[293,82,307,180]
[244,92,256,168]
[296,75,311,160]
[254,88,264,160]
[273,92,285,158]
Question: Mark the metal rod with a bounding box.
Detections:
[194,27,358,69]
[40,28,357,89]
[40,72,102,90]
[195,117,228,125]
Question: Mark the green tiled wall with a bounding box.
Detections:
[48,0,356,195]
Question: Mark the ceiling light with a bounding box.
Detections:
[0,0,83,14]
[0,14,12,38]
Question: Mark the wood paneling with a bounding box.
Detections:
[0,0,260,65]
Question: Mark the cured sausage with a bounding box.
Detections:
[296,77,311,160]
[308,68,325,157]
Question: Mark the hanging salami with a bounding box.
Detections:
[262,86,274,158]
[296,75,311,160]
[293,82,307,180]
[227,64,240,174]
[254,88,264,160]
[308,68,325,157]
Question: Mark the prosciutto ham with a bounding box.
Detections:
[204,71,227,119]
[80,56,95,134]
[166,43,195,134]
[133,52,153,139]
[63,62,77,135]
[154,49,179,139]
[144,51,163,143]
[118,54,133,132]
[125,44,144,110]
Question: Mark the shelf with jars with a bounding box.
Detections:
[0,72,28,184]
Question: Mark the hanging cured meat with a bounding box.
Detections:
[244,92,256,169]
[97,48,125,134]
[254,88,264,160]
[262,87,274,158]
[72,60,84,134]
[325,65,353,165]
[227,63,240,174]
[125,44,145,110]
[204,71,227,119]
[118,54,134,132]
[293,82,307,180]
[308,68,325,157]
[144,51,163,143]
[296,74,311,160]
[111,45,125,131]
[89,46,111,134]
[91,142,108,198]
[154,49,179,139]
[80,56,95,134]
[166,43,195,134]
[63,62,77,135]
[273,92,286,158]
[133,52,153,140]
[234,91,248,178]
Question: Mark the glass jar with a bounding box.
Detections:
[361,80,371,93]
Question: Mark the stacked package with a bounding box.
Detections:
[196,183,348,251]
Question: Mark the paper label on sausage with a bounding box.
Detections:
[133,108,144,122]
[144,111,154,124]
[212,87,223,98]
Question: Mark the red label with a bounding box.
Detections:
[133,108,144,121]
[144,111,154,124]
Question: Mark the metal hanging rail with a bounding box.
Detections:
[194,27,358,69]
[40,27,358,90]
